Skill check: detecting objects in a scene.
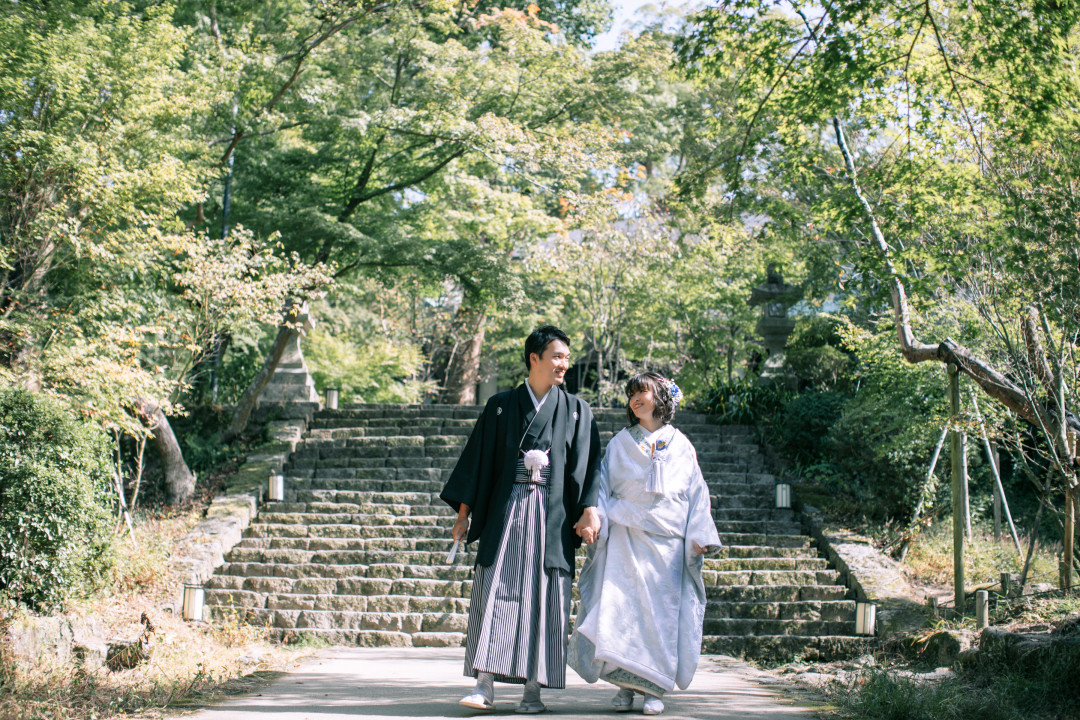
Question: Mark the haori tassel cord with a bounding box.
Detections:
[523,449,550,483]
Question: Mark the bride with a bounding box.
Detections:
[569,372,721,716]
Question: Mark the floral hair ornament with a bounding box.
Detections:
[662,377,682,406]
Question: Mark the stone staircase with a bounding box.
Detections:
[204,404,868,661]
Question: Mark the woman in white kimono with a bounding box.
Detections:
[569,372,721,716]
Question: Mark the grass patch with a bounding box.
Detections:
[826,665,1074,720]
[902,519,1058,589]
[0,505,311,720]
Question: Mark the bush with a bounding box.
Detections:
[821,319,949,522]
[696,380,794,426]
[784,314,856,392]
[778,391,846,463]
[0,389,113,610]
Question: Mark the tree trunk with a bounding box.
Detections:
[223,324,298,443]
[135,398,196,505]
[439,310,485,405]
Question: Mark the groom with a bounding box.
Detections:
[440,325,602,713]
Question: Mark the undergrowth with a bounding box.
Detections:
[895,519,1059,590]
[0,506,309,720]
[826,664,1075,720]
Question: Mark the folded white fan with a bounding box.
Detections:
[446,539,460,564]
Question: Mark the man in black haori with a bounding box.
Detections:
[440,325,601,714]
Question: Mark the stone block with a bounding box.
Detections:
[412,632,466,648]
[921,629,976,668]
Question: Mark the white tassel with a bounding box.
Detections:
[523,449,550,483]
[645,454,667,495]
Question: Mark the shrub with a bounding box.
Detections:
[778,391,846,463]
[784,314,856,392]
[696,380,794,426]
[0,389,113,610]
[823,318,948,521]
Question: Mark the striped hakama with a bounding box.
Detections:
[463,459,572,688]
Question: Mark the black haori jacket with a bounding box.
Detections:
[440,383,600,574]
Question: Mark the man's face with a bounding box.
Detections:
[530,339,570,387]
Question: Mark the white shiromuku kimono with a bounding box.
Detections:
[569,423,721,697]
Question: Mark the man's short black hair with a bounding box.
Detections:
[524,325,570,370]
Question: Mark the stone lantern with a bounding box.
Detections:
[748,264,801,383]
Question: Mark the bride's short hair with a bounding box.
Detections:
[624,372,676,426]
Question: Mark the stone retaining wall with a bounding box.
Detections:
[797,502,929,638]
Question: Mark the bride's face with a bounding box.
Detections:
[629,388,656,422]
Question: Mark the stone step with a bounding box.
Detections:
[703,618,853,636]
[715,545,818,560]
[204,590,470,614]
[716,533,812,549]
[703,569,841,586]
[217,561,472,581]
[705,584,849,602]
[208,607,470,634]
[705,600,856,622]
[232,537,465,552]
[292,490,440,504]
[713,520,803,535]
[291,466,455,480]
[711,508,798,522]
[290,445,762,464]
[205,404,863,660]
[287,457,459,471]
[256,509,455,524]
[263,495,784,515]
[268,628,465,648]
[301,479,447,493]
[204,575,470,597]
[230,536,820,563]
[290,470,768,490]
[247,523,451,539]
[700,634,869,662]
[221,547,823,574]
[224,548,476,566]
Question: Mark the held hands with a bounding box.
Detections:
[574,506,602,545]
[452,516,469,543]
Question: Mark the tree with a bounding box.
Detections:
[678,0,1080,585]
[0,1,330,504]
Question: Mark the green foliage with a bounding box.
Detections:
[784,315,856,392]
[305,329,433,404]
[829,668,1017,720]
[778,391,845,464]
[0,390,112,611]
[696,381,793,427]
[822,319,950,521]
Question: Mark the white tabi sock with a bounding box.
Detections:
[522,680,542,704]
[475,672,494,702]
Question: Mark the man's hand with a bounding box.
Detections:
[574,506,602,545]
[452,516,469,542]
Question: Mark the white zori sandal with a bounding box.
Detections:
[643,696,665,715]
[459,672,495,710]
